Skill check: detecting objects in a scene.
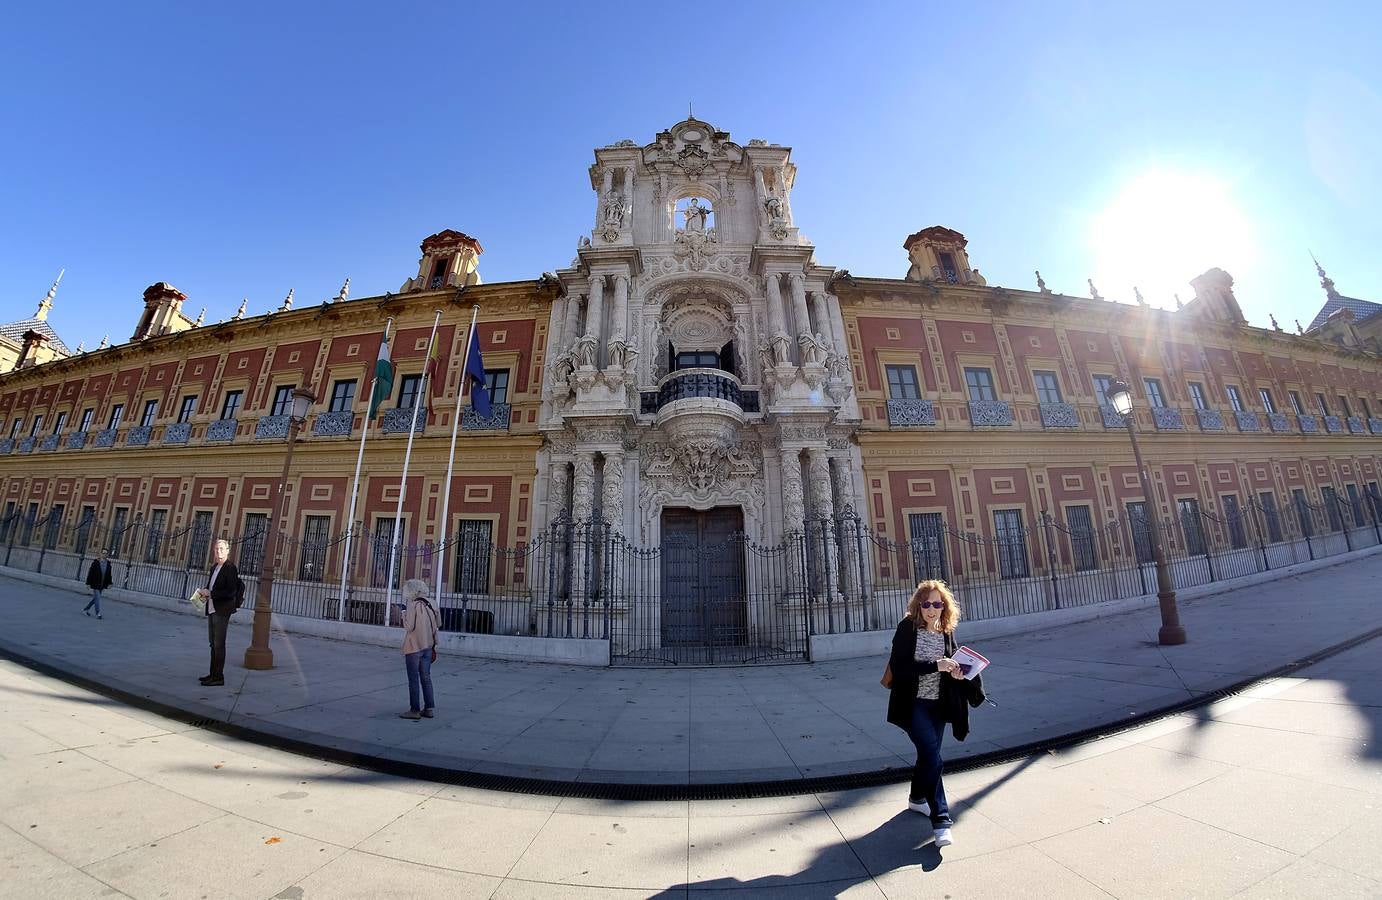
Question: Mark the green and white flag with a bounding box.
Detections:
[367,332,394,419]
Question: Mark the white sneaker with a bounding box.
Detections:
[933,827,953,847]
[907,799,930,816]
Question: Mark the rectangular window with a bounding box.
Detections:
[1321,487,1343,531]
[937,251,959,283]
[8,419,21,439]
[1177,498,1206,556]
[145,509,167,563]
[329,380,357,413]
[43,504,64,550]
[75,505,96,556]
[52,411,68,435]
[240,512,268,574]
[298,515,331,581]
[1221,495,1247,549]
[1346,484,1364,527]
[1288,391,1304,415]
[79,408,94,432]
[485,370,510,406]
[992,509,1029,579]
[1292,489,1313,538]
[271,385,295,417]
[1093,374,1116,407]
[178,396,197,424]
[452,519,494,594]
[0,501,14,543]
[1339,396,1352,418]
[371,516,402,589]
[1188,382,1209,411]
[140,400,158,427]
[110,507,129,557]
[673,349,719,370]
[220,390,243,420]
[1225,385,1244,412]
[964,367,998,402]
[1258,388,1277,414]
[1369,482,1382,521]
[107,404,123,429]
[1033,370,1063,404]
[1316,393,1330,416]
[1127,500,1153,564]
[188,511,214,567]
[1065,505,1098,571]
[885,365,921,400]
[907,512,948,581]
[1258,492,1283,543]
[397,375,422,410]
[1361,398,1373,419]
[1143,378,1167,409]
[30,415,44,437]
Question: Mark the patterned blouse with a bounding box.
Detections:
[914,628,947,700]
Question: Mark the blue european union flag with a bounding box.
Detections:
[465,332,491,417]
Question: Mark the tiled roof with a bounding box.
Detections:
[1307,295,1382,331]
[0,317,73,355]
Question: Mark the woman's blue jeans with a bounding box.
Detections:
[908,698,953,828]
[404,649,434,712]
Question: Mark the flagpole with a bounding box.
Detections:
[338,317,392,621]
[385,309,442,614]
[436,305,481,608]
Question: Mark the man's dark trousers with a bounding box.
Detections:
[207,612,231,680]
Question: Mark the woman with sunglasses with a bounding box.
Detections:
[884,579,978,848]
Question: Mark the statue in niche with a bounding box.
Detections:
[770,331,794,367]
[603,189,625,227]
[574,335,598,369]
[683,198,709,233]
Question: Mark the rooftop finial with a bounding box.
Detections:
[334,277,350,303]
[1175,293,1184,310]
[75,340,85,353]
[1035,270,1051,294]
[98,334,109,350]
[1311,251,1340,300]
[1296,318,1304,335]
[35,268,64,321]
[1134,286,1147,306]
[280,288,294,311]
[234,298,247,320]
[1270,313,1281,331]
[1087,278,1103,301]
[194,308,205,326]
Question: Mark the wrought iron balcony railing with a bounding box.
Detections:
[1347,416,1365,434]
[17,436,35,452]
[1298,414,1319,433]
[1038,402,1078,428]
[66,431,87,450]
[1323,415,1343,434]
[462,402,512,431]
[382,406,427,434]
[127,425,152,446]
[1099,404,1126,428]
[1152,407,1184,430]
[163,422,191,445]
[654,368,744,412]
[1234,411,1261,433]
[40,434,59,452]
[1267,412,1291,433]
[255,415,291,440]
[1196,409,1224,431]
[206,419,238,442]
[969,400,1014,427]
[94,428,117,448]
[886,398,937,427]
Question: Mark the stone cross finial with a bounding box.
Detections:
[36,268,64,321]
[234,299,247,320]
[334,278,350,303]
[1087,279,1103,301]
[194,308,205,326]
[280,288,294,311]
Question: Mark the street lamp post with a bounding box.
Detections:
[1107,379,1187,646]
[244,387,316,670]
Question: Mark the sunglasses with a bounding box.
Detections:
[920,600,945,609]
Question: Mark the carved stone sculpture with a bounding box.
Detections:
[770,332,793,367]
[683,198,709,233]
[574,335,598,369]
[800,332,830,366]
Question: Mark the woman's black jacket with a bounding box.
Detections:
[886,617,986,740]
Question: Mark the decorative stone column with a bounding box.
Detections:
[623,166,635,229]
[808,449,840,605]
[608,275,630,371]
[601,450,625,603]
[578,276,604,370]
[764,273,792,367]
[562,293,583,354]
[570,451,597,604]
[549,458,572,523]
[830,455,864,621]
[788,274,812,342]
[780,449,807,597]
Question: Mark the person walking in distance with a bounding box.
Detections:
[398,578,439,720]
[884,580,984,849]
[83,549,114,618]
[193,539,242,687]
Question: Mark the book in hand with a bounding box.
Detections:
[188,592,206,614]
[951,645,989,679]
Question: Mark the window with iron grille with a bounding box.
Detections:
[221,390,243,420]
[371,516,402,588]
[1221,495,1247,549]
[1258,492,1283,543]
[886,365,921,400]
[141,399,158,427]
[146,509,167,563]
[452,519,494,594]
[188,511,214,567]
[1065,505,1098,571]
[0,501,14,543]
[1320,487,1343,531]
[1226,385,1244,412]
[110,507,129,557]
[907,512,947,581]
[240,512,268,574]
[1177,498,1206,555]
[22,502,38,544]
[1142,378,1167,409]
[329,380,356,413]
[964,367,997,402]
[298,515,331,581]
[1369,482,1382,520]
[75,505,96,555]
[485,370,510,406]
[992,509,1029,578]
[1033,370,1063,404]
[1188,382,1209,410]
[1346,484,1364,527]
[1258,388,1277,414]
[1126,501,1153,564]
[271,385,295,416]
[44,504,64,550]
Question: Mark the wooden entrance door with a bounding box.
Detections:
[660,507,746,660]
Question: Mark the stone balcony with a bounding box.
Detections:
[1152,407,1184,430]
[255,415,291,440]
[462,402,512,431]
[1298,414,1319,433]
[1347,416,1366,434]
[382,406,427,434]
[654,369,747,446]
[1323,415,1344,434]
[313,410,354,437]
[968,400,1014,427]
[206,419,238,442]
[127,425,152,447]
[163,422,191,445]
[1234,411,1261,433]
[1196,409,1224,432]
[886,398,937,427]
[1267,412,1291,433]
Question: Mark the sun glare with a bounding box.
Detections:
[1088,170,1258,308]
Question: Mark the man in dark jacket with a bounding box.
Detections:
[194,539,241,686]
[82,549,114,619]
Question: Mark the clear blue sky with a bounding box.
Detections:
[3,2,1380,353]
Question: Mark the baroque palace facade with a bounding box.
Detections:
[4,116,1382,664]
